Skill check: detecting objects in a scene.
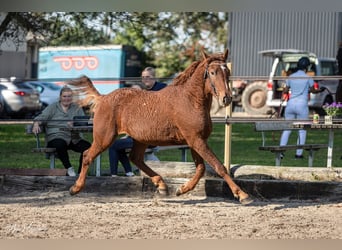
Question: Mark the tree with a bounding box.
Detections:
[0,12,115,47]
[108,12,229,76]
[44,12,113,46]
[0,12,49,49]
[0,12,229,77]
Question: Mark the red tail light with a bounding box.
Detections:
[267,80,273,90]
[14,91,27,96]
[282,92,290,101]
[313,82,319,90]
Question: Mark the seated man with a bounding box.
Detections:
[108,67,167,177]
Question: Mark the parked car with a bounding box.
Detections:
[0,77,42,118]
[22,81,62,110]
[0,91,5,116]
[262,49,339,116]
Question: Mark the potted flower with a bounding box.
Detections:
[322,102,342,124]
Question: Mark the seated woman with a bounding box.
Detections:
[32,86,91,176]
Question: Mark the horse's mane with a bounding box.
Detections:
[171,61,201,86]
[171,52,226,86]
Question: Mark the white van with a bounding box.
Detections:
[262,49,339,116]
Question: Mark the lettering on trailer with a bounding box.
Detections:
[53,56,99,71]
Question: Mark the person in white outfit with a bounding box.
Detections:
[279,57,324,159]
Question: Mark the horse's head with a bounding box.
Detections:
[202,49,232,107]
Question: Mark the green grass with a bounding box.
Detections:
[228,123,342,167]
[156,123,342,168]
[0,123,341,173]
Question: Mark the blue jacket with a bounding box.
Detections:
[150,81,167,91]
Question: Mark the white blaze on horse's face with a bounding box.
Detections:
[207,62,232,107]
[220,64,232,106]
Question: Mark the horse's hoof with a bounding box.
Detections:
[239,196,254,205]
[175,188,183,196]
[157,188,168,196]
[69,185,79,196]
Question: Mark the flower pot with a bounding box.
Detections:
[324,115,333,125]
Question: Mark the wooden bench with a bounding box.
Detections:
[27,124,103,176]
[255,122,328,167]
[25,124,57,169]
[147,145,189,162]
[24,117,92,171]
[26,123,190,175]
[125,145,190,162]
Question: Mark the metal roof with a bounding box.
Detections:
[229,12,341,77]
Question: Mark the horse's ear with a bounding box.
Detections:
[223,49,229,61]
[201,49,208,60]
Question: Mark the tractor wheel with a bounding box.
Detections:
[241,81,269,115]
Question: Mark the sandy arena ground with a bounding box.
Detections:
[0,190,341,239]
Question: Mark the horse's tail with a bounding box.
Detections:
[68,75,101,111]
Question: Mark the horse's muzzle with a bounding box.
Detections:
[223,95,232,106]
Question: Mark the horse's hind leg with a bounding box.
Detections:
[175,149,205,196]
[129,142,168,195]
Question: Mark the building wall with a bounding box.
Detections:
[228,12,341,77]
[0,12,27,78]
[0,51,26,78]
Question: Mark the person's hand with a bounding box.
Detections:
[32,122,41,135]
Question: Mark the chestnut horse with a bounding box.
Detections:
[68,49,253,205]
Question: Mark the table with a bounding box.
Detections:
[60,126,101,176]
[292,123,342,167]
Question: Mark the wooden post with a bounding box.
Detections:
[224,62,233,171]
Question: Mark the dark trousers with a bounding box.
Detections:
[47,138,91,173]
[108,137,133,175]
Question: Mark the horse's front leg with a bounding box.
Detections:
[176,149,205,196]
[70,128,117,195]
[69,147,93,195]
[69,141,108,195]
[129,143,168,195]
[192,140,253,205]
